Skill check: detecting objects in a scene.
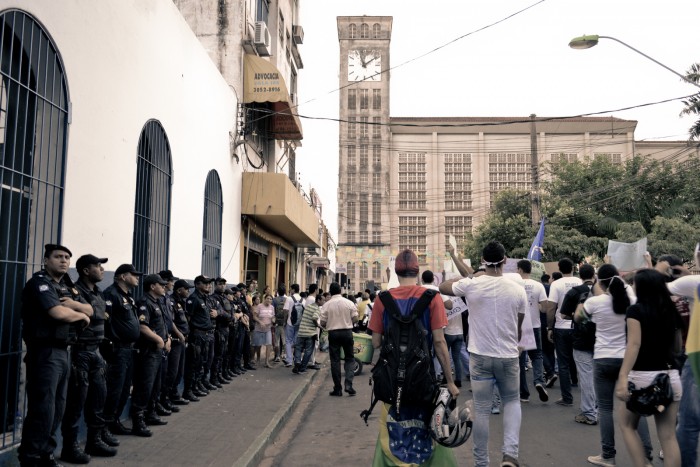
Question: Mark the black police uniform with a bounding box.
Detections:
[166,294,190,400]
[239,296,255,369]
[61,279,115,457]
[211,291,233,385]
[131,293,168,428]
[18,270,85,465]
[157,294,176,410]
[228,296,246,374]
[102,283,140,433]
[185,289,215,395]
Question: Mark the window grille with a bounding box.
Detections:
[349,24,357,39]
[202,170,223,277]
[0,9,69,448]
[372,261,382,279]
[372,89,381,109]
[133,120,172,278]
[372,23,381,39]
[347,89,356,110]
[360,89,368,110]
[360,23,369,39]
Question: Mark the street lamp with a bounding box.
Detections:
[568,34,700,90]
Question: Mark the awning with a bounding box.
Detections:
[308,256,330,268]
[243,55,303,141]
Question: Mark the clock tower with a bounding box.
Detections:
[337,16,392,292]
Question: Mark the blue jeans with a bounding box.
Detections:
[445,334,464,381]
[294,335,316,370]
[470,353,521,467]
[594,358,652,459]
[573,349,596,420]
[285,325,297,364]
[459,341,470,377]
[519,327,544,398]
[553,328,574,403]
[677,359,700,467]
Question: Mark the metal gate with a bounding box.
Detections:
[0,9,69,448]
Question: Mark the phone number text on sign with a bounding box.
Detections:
[254,87,281,93]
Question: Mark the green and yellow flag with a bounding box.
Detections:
[686,284,700,388]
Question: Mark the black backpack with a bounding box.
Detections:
[360,289,438,425]
[274,297,287,327]
[559,283,594,320]
[290,296,305,328]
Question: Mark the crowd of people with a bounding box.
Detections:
[16,243,342,467]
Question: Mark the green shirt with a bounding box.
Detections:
[297,302,320,337]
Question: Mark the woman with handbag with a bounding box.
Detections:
[575,264,653,467]
[615,269,684,467]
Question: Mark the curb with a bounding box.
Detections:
[232,360,326,467]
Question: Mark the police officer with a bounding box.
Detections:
[130,274,170,437]
[184,276,217,399]
[225,287,242,378]
[168,279,193,403]
[156,270,184,415]
[210,278,233,386]
[61,255,117,464]
[102,264,142,437]
[18,244,91,467]
[236,283,256,371]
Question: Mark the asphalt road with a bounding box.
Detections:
[264,368,668,467]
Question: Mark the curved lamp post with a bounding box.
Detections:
[568,34,700,89]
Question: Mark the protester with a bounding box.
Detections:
[320,282,358,396]
[252,294,275,367]
[615,269,683,467]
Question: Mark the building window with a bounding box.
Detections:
[347,145,356,166]
[347,172,356,189]
[360,201,368,226]
[444,153,472,210]
[348,89,356,110]
[373,23,381,39]
[399,216,427,263]
[360,23,369,39]
[349,23,357,39]
[278,10,284,42]
[359,145,368,166]
[133,120,172,278]
[360,261,368,279]
[0,10,69,438]
[360,231,368,244]
[445,216,473,251]
[347,261,355,288]
[372,201,381,224]
[372,173,381,192]
[359,173,368,192]
[488,152,532,195]
[202,170,223,277]
[347,231,355,243]
[256,0,270,23]
[373,145,381,165]
[373,117,381,138]
[359,116,368,138]
[348,117,356,139]
[550,153,577,163]
[372,89,381,110]
[360,89,369,110]
[373,261,382,279]
[347,201,356,225]
[398,153,426,210]
[372,232,381,245]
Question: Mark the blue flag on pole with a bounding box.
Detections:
[527,218,545,261]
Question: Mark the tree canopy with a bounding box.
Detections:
[463,154,700,264]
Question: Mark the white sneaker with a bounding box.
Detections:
[659,450,664,460]
[587,454,615,467]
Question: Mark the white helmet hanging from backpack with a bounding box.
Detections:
[429,387,473,448]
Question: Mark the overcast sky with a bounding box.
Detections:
[295,0,699,245]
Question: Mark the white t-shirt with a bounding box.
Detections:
[424,283,460,335]
[548,276,583,330]
[305,295,316,307]
[450,275,527,358]
[285,294,297,326]
[667,275,700,303]
[522,278,547,329]
[584,286,637,359]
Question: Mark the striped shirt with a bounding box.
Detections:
[298,302,320,337]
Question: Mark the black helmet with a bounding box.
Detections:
[429,388,473,448]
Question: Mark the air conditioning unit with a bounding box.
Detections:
[254,21,271,56]
[292,25,304,45]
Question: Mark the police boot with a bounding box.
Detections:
[196,380,210,394]
[227,368,238,378]
[192,381,208,397]
[219,371,232,383]
[85,429,118,457]
[203,379,218,391]
[183,388,200,402]
[61,440,91,464]
[100,427,120,447]
[145,410,168,426]
[169,392,190,405]
[131,413,153,437]
[154,402,172,417]
[160,396,179,413]
[209,374,223,388]
[108,418,131,436]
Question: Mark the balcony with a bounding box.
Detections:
[242,172,320,247]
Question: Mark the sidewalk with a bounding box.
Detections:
[85,352,328,467]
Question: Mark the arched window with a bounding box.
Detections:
[133,120,172,276]
[373,261,382,280]
[360,262,368,280]
[349,23,357,39]
[360,23,369,39]
[0,9,69,443]
[202,170,223,277]
[372,23,381,39]
[347,261,354,289]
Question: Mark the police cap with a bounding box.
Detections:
[114,264,143,276]
[215,277,227,284]
[44,243,72,258]
[194,275,214,284]
[174,279,194,291]
[75,254,108,272]
[159,270,179,282]
[143,273,168,288]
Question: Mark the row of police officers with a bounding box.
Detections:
[17,244,255,467]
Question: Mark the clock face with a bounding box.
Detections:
[347,49,382,82]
